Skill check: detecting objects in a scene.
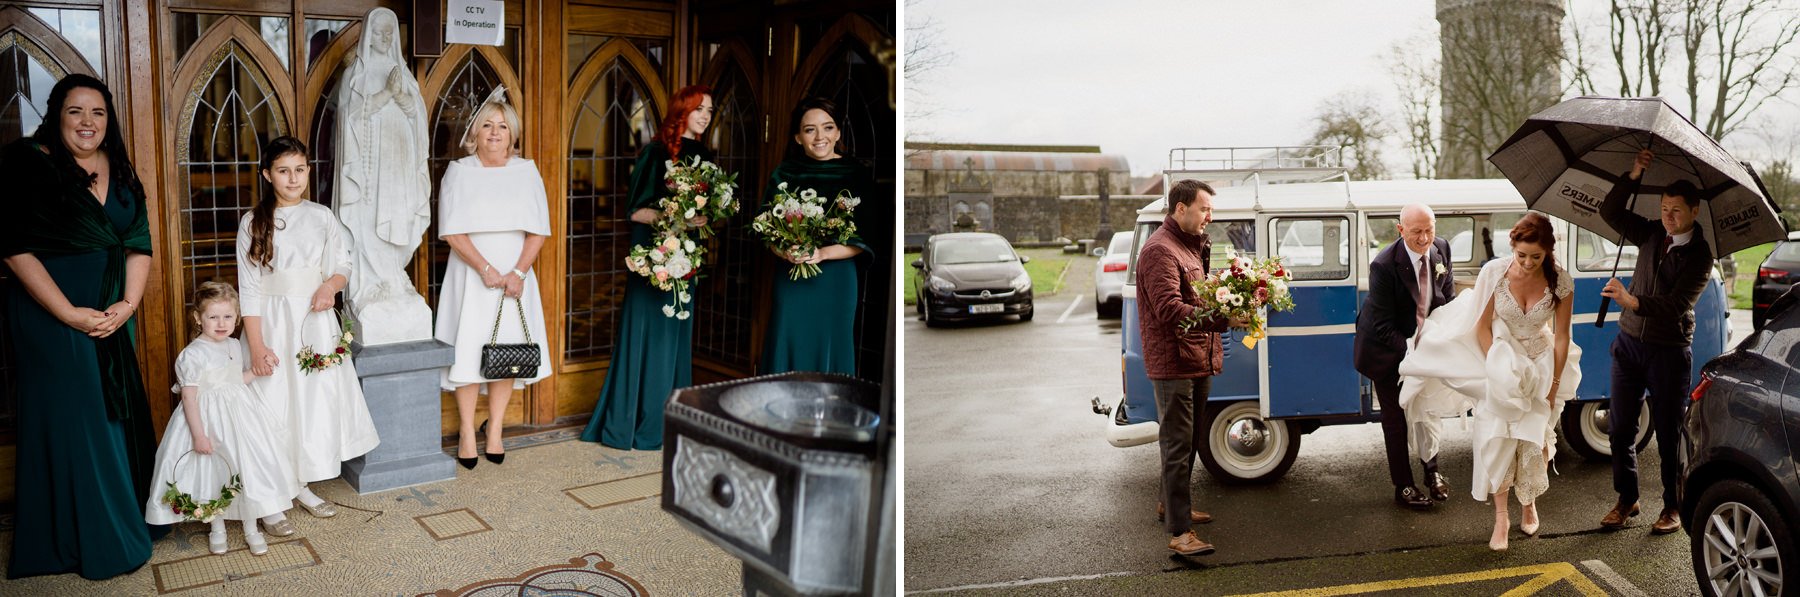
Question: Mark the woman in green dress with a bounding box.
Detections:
[582,85,716,450]
[0,74,157,579]
[762,98,876,375]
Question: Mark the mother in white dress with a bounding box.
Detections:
[1397,212,1579,551]
[434,86,551,470]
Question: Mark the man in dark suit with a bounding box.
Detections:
[1597,149,1713,535]
[1354,204,1456,510]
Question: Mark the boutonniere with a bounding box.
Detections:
[1434,263,1447,278]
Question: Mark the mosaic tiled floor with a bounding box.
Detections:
[0,432,739,596]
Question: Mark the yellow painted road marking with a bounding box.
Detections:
[1234,562,1609,597]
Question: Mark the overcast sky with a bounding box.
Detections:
[904,0,1800,178]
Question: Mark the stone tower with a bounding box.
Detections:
[1436,0,1565,179]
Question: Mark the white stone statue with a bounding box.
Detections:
[333,7,433,345]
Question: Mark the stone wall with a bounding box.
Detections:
[903,194,1154,247]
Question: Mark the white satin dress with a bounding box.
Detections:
[1397,257,1581,505]
[144,337,300,523]
[237,202,380,483]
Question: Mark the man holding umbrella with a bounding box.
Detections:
[1597,148,1711,535]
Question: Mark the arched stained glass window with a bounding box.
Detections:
[423,51,502,307]
[693,64,758,372]
[0,31,59,148]
[565,59,656,363]
[176,43,286,318]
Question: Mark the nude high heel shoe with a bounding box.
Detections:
[1520,503,1540,536]
[1491,506,1510,551]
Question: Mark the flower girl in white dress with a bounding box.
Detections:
[238,136,379,520]
[144,283,299,555]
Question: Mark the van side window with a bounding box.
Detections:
[1574,227,1641,272]
[1368,215,1480,263]
[1207,220,1256,270]
[1272,217,1350,281]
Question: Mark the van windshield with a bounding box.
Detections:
[934,237,1017,265]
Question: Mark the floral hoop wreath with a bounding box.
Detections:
[297,311,355,374]
[161,450,244,523]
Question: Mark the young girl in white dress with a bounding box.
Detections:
[144,282,299,555]
[238,135,380,520]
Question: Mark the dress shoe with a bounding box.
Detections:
[1168,531,1215,557]
[485,452,505,465]
[207,530,228,555]
[1600,501,1640,529]
[244,530,269,556]
[262,517,296,537]
[297,498,337,518]
[1428,473,1451,502]
[1651,508,1681,535]
[458,456,479,470]
[1157,502,1213,524]
[1394,486,1433,510]
[1519,504,1540,536]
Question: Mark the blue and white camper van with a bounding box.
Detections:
[1094,147,1731,484]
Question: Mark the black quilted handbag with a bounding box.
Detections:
[480,294,540,379]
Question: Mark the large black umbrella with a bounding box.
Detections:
[1487,95,1785,324]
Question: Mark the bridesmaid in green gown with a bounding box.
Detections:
[762,98,875,375]
[582,85,717,450]
[0,74,157,579]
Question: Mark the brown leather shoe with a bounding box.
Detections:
[1600,501,1640,529]
[1157,502,1214,524]
[1651,508,1681,535]
[1428,473,1451,502]
[1168,531,1215,556]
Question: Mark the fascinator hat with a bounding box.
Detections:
[460,85,520,155]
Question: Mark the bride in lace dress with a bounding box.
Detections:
[1396,212,1580,551]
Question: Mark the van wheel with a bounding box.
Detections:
[1561,401,1653,461]
[1198,400,1299,485]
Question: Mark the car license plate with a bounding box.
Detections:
[969,304,1004,314]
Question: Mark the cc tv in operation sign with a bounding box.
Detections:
[447,0,504,47]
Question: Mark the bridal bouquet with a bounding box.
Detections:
[1180,251,1295,349]
[625,231,702,319]
[658,155,740,239]
[750,182,860,280]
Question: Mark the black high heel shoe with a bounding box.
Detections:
[480,419,505,464]
[458,423,481,469]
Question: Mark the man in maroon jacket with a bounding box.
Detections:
[1135,179,1248,557]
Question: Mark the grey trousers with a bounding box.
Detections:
[1152,376,1211,536]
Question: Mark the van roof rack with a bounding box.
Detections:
[1164,145,1353,210]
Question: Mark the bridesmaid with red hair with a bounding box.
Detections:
[582,85,716,450]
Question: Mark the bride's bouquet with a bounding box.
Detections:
[750,181,860,280]
[1180,252,1296,349]
[657,155,740,239]
[625,231,703,320]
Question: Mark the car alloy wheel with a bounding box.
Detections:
[1692,479,1791,597]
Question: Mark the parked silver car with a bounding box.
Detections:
[1093,233,1133,318]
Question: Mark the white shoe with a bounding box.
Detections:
[245,530,269,556]
[208,530,228,555]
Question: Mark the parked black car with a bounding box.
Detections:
[912,232,1034,326]
[1682,288,1799,597]
[1751,232,1800,330]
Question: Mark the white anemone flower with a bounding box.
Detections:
[800,188,818,200]
[662,304,676,317]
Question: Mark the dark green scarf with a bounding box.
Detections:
[0,139,153,421]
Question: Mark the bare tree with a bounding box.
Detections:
[1578,0,1800,143]
[904,0,954,151]
[1305,91,1394,181]
[1436,0,1567,179]
[1387,32,1440,179]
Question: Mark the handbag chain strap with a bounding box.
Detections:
[488,292,533,345]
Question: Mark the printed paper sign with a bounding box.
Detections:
[447,0,504,46]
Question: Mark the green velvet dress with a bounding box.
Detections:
[761,157,876,375]
[0,140,157,580]
[582,140,714,450]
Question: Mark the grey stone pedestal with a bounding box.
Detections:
[342,339,457,494]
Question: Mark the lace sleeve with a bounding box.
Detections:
[1554,264,1574,299]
